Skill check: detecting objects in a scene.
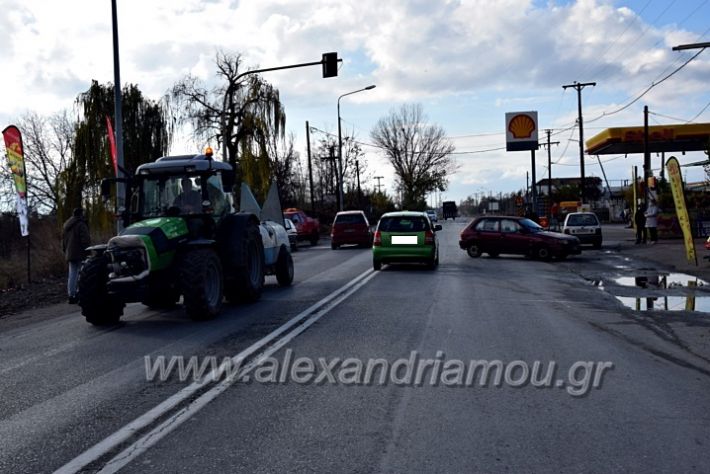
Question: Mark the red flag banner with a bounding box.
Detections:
[105,115,118,176]
[2,125,29,236]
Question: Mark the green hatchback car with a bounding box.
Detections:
[372,211,442,270]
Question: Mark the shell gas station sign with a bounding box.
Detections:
[505,111,539,151]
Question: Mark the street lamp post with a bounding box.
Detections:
[337,85,375,211]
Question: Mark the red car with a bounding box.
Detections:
[283,208,320,246]
[331,210,372,249]
[459,215,581,260]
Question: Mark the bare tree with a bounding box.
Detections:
[0,162,16,212]
[13,111,75,214]
[265,132,304,206]
[311,134,340,207]
[371,104,456,209]
[171,51,285,176]
[340,126,367,191]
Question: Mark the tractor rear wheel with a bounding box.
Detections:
[224,221,265,303]
[275,247,294,286]
[180,249,223,320]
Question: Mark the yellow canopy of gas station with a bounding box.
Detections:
[585,123,710,155]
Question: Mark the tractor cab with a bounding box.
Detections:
[132,149,234,223]
[103,148,235,229]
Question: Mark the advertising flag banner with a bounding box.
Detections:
[631,166,638,231]
[2,125,29,236]
[105,115,118,176]
[666,156,696,265]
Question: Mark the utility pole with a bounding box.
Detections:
[562,81,596,204]
[305,121,314,213]
[540,129,559,217]
[526,171,529,203]
[329,146,337,201]
[643,105,650,207]
[355,158,362,206]
[374,176,384,194]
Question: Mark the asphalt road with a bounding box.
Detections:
[1,221,709,473]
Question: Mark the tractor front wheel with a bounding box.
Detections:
[78,254,123,325]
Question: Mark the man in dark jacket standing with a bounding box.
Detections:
[62,207,91,303]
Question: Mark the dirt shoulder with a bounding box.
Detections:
[0,276,68,319]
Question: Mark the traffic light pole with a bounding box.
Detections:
[223,53,342,163]
[233,54,342,83]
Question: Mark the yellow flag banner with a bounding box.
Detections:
[631,166,637,231]
[666,156,696,265]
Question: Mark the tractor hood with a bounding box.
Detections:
[123,217,189,240]
[111,217,189,271]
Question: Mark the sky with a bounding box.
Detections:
[1,0,709,205]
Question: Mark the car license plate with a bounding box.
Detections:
[391,235,417,244]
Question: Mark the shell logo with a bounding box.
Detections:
[508,114,536,139]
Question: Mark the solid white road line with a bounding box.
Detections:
[55,269,375,474]
[97,270,378,474]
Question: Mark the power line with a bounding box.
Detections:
[555,154,626,166]
[581,0,653,80]
[688,101,710,122]
[592,0,678,82]
[585,47,705,124]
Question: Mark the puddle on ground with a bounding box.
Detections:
[590,270,710,312]
[615,296,710,313]
[613,273,708,289]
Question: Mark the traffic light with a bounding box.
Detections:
[322,52,338,78]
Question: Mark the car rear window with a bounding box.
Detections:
[335,213,366,225]
[378,216,430,232]
[474,219,499,232]
[567,214,599,226]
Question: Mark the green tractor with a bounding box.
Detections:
[79,149,294,325]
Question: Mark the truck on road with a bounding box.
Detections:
[442,201,458,220]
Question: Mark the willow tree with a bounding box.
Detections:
[58,81,173,227]
[171,51,286,199]
[371,104,456,210]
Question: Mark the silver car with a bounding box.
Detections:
[562,212,602,249]
[284,218,298,251]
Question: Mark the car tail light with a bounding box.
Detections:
[373,231,381,246]
[424,230,434,245]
